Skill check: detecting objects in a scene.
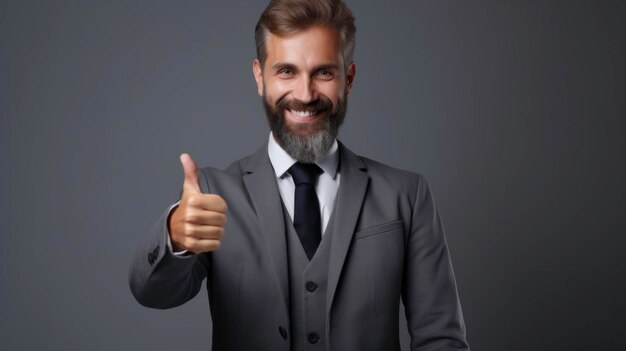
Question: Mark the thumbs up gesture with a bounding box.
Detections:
[168,153,228,253]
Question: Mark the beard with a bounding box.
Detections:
[263,92,347,164]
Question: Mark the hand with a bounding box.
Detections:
[168,153,228,253]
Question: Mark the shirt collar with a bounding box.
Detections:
[267,132,339,179]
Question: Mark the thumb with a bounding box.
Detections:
[180,153,201,193]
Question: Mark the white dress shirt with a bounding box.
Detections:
[267,132,340,235]
[168,133,340,254]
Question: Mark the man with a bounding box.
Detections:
[129,0,470,350]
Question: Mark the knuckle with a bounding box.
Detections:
[217,213,227,226]
[186,196,199,207]
[187,212,204,224]
[214,227,225,239]
[209,240,221,251]
[208,212,225,226]
[183,212,195,223]
[183,237,195,249]
[207,195,228,213]
[184,223,195,236]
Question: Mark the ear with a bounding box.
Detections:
[345,62,356,95]
[253,59,264,96]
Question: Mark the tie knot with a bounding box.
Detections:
[288,162,323,185]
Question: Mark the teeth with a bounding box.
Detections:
[289,110,316,117]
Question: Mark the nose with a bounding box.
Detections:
[292,76,317,103]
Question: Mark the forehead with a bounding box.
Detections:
[264,26,342,68]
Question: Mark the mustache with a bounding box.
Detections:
[276,96,333,113]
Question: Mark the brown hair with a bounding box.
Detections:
[255,0,356,69]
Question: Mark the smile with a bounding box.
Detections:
[286,109,322,122]
[289,109,318,117]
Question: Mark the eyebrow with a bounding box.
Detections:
[271,62,296,72]
[271,62,340,73]
[313,63,340,72]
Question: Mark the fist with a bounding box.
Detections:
[168,153,228,253]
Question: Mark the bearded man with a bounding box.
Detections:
[129,1,470,350]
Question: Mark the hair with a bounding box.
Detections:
[255,0,356,69]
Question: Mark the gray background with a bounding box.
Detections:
[2,0,625,350]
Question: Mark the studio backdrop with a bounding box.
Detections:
[2,1,625,350]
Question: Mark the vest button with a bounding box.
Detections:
[305,281,318,292]
[308,333,320,344]
[278,326,288,340]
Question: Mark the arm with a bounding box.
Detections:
[402,175,470,350]
[128,207,210,309]
[129,153,226,309]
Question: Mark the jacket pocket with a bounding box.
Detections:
[354,219,403,240]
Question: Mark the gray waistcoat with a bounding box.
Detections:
[283,204,335,351]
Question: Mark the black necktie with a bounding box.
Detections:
[288,162,323,260]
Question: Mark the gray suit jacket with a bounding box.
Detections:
[129,142,469,351]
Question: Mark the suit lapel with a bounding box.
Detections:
[239,141,369,316]
[242,144,290,312]
[326,142,369,313]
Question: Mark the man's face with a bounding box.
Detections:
[253,26,356,163]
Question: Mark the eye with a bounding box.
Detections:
[317,69,334,80]
[277,68,294,77]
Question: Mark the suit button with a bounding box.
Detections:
[305,281,318,292]
[148,245,160,265]
[308,333,320,344]
[278,326,288,340]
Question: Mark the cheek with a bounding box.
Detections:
[319,83,344,103]
[265,81,291,101]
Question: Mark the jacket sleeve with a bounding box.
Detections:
[128,170,211,309]
[402,175,470,350]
